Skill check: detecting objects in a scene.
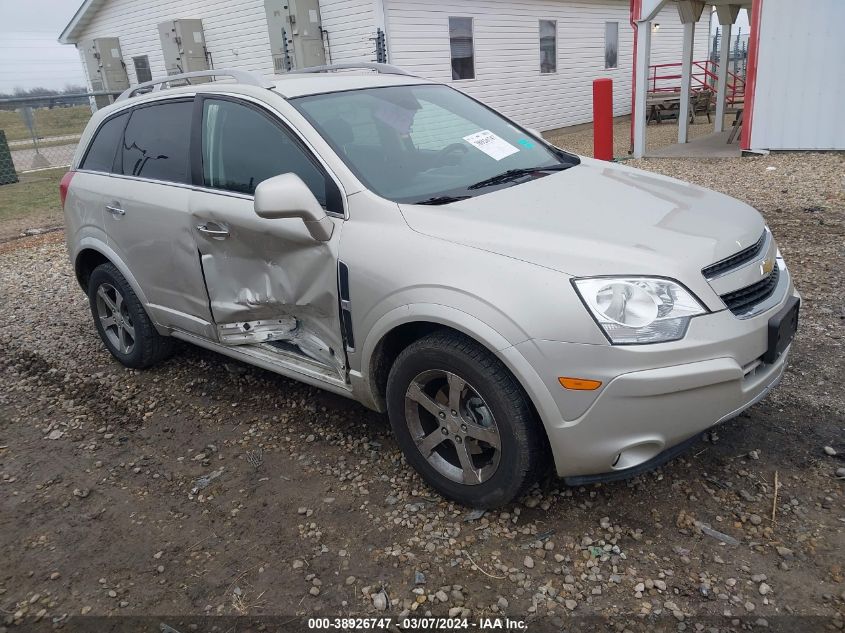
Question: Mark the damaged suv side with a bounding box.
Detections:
[63,67,798,508]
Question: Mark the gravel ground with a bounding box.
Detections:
[0,148,843,631]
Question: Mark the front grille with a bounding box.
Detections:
[702,231,767,279]
[720,264,780,315]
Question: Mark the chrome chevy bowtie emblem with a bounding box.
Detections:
[761,258,775,276]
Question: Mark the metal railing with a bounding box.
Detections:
[648,59,745,107]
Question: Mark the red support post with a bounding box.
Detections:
[593,78,614,161]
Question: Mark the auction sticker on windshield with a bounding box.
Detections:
[463,130,519,160]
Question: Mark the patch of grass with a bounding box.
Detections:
[0,168,66,223]
[0,106,91,142]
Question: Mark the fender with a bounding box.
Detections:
[349,303,563,447]
[74,237,150,306]
[72,236,172,335]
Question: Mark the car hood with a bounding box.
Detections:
[398,157,765,293]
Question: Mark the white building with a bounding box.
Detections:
[59,0,710,133]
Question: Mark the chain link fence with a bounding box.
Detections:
[0,92,120,182]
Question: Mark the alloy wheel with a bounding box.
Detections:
[404,369,501,485]
[95,282,136,355]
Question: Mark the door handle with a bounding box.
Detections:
[196,223,230,239]
[105,204,125,216]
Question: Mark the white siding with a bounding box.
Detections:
[383,0,709,130]
[71,0,710,132]
[319,0,379,62]
[649,8,711,92]
[750,0,845,150]
[72,0,276,88]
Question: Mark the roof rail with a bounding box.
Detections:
[116,69,273,101]
[288,62,414,77]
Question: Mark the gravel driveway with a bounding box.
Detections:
[1,149,843,631]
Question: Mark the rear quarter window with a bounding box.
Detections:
[80,112,128,173]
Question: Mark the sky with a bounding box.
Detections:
[710,7,750,33]
[0,0,86,92]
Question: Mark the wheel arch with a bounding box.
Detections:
[353,304,561,463]
[73,238,152,310]
[74,248,109,291]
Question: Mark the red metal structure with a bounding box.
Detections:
[740,0,763,150]
[648,60,746,106]
[628,0,642,154]
[593,78,614,160]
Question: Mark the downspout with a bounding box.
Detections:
[629,0,642,154]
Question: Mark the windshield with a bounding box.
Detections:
[291,84,579,204]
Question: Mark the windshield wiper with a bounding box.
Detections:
[414,195,471,205]
[467,164,573,190]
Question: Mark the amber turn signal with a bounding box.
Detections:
[558,377,602,391]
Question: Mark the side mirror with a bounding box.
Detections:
[254,173,334,242]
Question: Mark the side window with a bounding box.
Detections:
[449,17,475,80]
[201,98,327,204]
[119,101,192,183]
[132,55,152,83]
[80,112,127,173]
[605,22,619,69]
[540,20,557,74]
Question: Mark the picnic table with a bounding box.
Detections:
[727,108,743,144]
[647,94,681,124]
[647,88,716,125]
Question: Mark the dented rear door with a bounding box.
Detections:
[189,95,347,378]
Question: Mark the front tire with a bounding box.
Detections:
[386,330,545,508]
[87,263,174,369]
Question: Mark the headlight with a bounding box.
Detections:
[573,277,706,344]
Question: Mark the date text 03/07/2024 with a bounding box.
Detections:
[307,617,528,630]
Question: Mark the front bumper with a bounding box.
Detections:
[511,284,798,479]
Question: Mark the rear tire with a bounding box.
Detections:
[87,263,174,369]
[386,330,545,508]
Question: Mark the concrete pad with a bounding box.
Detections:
[646,130,741,158]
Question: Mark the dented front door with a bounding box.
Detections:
[190,188,346,376]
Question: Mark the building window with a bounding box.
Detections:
[605,22,618,69]
[449,17,475,80]
[540,20,557,73]
[133,55,152,83]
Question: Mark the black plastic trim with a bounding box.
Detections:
[702,230,767,279]
[337,261,354,350]
[562,433,701,486]
[720,265,780,315]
